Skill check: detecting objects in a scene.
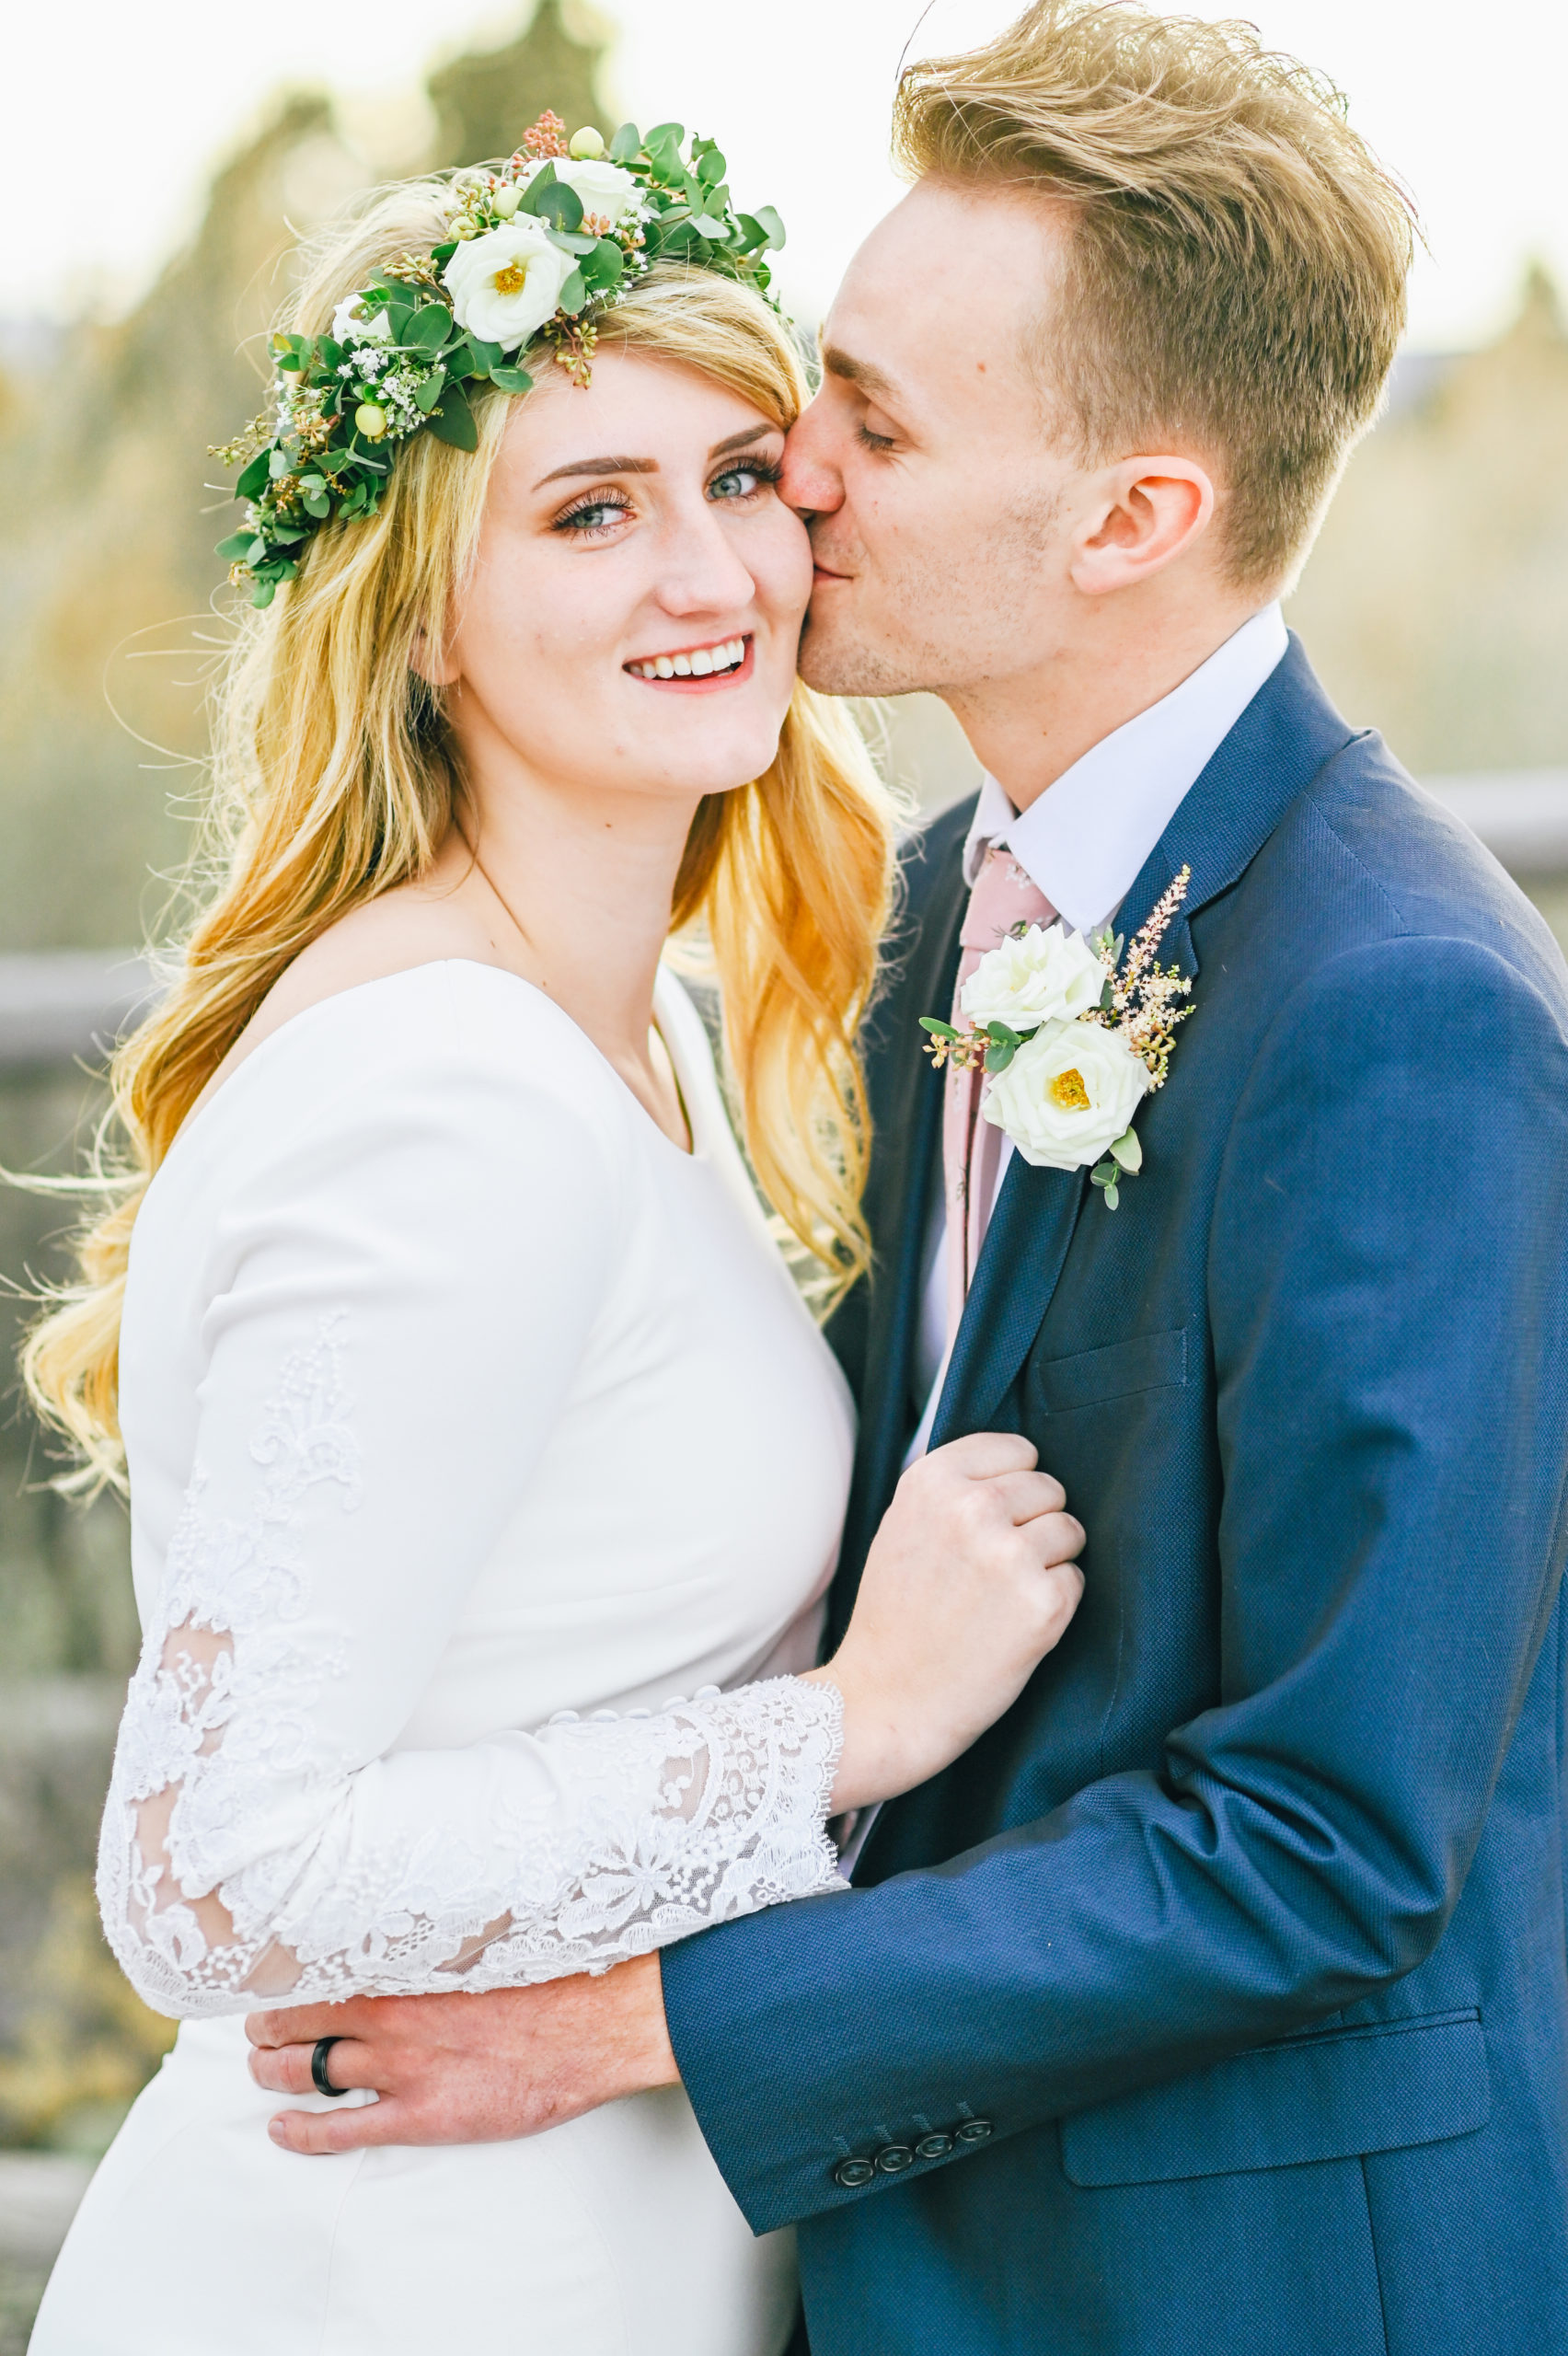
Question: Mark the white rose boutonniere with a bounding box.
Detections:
[959,919,1106,1033]
[983,1019,1151,1172]
[921,868,1195,1208]
[443,218,577,352]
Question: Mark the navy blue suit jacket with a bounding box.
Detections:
[661,641,1568,2354]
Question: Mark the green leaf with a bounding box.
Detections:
[432,240,458,263]
[918,1017,960,1039]
[268,448,290,479]
[516,160,557,214]
[487,364,534,395]
[608,121,641,164]
[302,491,331,519]
[556,267,587,316]
[1109,1127,1143,1173]
[246,534,268,565]
[1102,1183,1120,1210]
[414,366,447,411]
[406,303,451,352]
[250,580,277,608]
[214,529,256,561]
[689,214,730,239]
[467,336,506,373]
[749,203,786,251]
[646,121,686,150]
[696,145,727,187]
[581,239,625,294]
[546,226,600,256]
[984,1040,1017,1073]
[235,452,271,500]
[534,180,584,234]
[1090,1159,1117,1184]
[424,380,478,450]
[987,1022,1022,1048]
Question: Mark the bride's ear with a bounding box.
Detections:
[409,618,460,688]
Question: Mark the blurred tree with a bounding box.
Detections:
[1288,263,1568,775]
[429,0,607,168]
[0,5,608,954]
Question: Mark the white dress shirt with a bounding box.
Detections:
[906,603,1289,1457]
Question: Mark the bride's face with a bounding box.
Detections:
[434,352,811,807]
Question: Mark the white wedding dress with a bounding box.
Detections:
[34,959,855,2356]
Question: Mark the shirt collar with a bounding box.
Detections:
[961,604,1289,934]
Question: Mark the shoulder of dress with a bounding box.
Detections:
[167,962,639,1189]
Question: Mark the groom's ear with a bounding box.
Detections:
[1068,456,1216,597]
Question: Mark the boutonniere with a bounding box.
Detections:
[921,867,1194,1208]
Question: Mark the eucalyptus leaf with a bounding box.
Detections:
[406,304,451,352]
[697,145,727,186]
[608,121,641,163]
[582,239,625,293]
[268,448,290,479]
[545,226,600,255]
[749,203,786,250]
[918,1017,960,1039]
[690,214,730,238]
[236,453,271,501]
[985,1040,1017,1073]
[557,268,587,316]
[1103,1183,1120,1209]
[432,240,458,264]
[302,491,331,518]
[414,367,446,411]
[215,529,257,561]
[487,364,533,395]
[646,121,686,150]
[467,336,506,373]
[535,180,584,234]
[424,381,478,450]
[1109,1128,1143,1172]
[517,161,558,214]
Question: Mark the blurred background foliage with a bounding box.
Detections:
[0,0,1565,2254]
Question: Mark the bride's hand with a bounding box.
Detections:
[805,1433,1084,1813]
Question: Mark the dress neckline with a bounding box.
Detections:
[165,958,709,1173]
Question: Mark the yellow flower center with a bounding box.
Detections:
[1049,1067,1091,1111]
[492,260,533,295]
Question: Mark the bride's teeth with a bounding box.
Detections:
[690,648,714,676]
[654,655,674,678]
[672,653,692,676]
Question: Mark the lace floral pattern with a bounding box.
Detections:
[98,1316,844,2018]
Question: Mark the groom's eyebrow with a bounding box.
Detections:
[533,426,778,491]
[821,344,901,405]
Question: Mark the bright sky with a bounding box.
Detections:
[3,0,1562,349]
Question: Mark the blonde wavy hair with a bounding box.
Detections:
[24,183,899,1489]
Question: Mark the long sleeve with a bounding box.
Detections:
[663,930,1568,2232]
[99,974,842,2019]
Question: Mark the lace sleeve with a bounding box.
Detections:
[97,976,845,2019]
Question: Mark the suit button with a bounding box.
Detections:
[874,2143,915,2175]
[954,2118,994,2145]
[915,2132,953,2160]
[832,2156,876,2189]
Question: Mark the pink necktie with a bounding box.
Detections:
[943,847,1055,1347]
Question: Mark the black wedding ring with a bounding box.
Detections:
[311,2035,349,2097]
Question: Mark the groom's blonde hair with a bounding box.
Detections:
[894,0,1415,587]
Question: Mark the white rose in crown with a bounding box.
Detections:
[555,156,641,226]
[443,218,577,350]
[960,920,1106,1033]
[982,1017,1152,1172]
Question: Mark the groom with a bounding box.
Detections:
[249,5,1568,2346]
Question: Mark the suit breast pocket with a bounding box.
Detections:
[1027,1325,1189,1416]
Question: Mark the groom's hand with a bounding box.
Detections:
[245,1950,678,2155]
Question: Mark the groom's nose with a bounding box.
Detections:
[781,399,846,518]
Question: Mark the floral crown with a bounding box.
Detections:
[213,112,787,606]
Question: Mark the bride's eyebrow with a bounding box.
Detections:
[533,424,778,492]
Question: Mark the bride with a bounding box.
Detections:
[27,116,1084,2356]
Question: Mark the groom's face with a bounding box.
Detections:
[784,180,1084,700]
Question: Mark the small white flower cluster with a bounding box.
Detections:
[325,296,431,444]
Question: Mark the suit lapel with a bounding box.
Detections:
[837,814,971,1568]
[930,635,1356,1441]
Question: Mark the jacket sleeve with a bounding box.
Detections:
[661,930,1568,2233]
[99,986,842,2020]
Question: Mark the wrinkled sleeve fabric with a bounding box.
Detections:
[663,932,1568,2233]
[98,976,842,2020]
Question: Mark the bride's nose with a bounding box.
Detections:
[652,502,757,618]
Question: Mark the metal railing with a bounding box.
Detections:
[0,774,1563,1071]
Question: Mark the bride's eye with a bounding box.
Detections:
[708,456,782,502]
[552,489,635,537]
